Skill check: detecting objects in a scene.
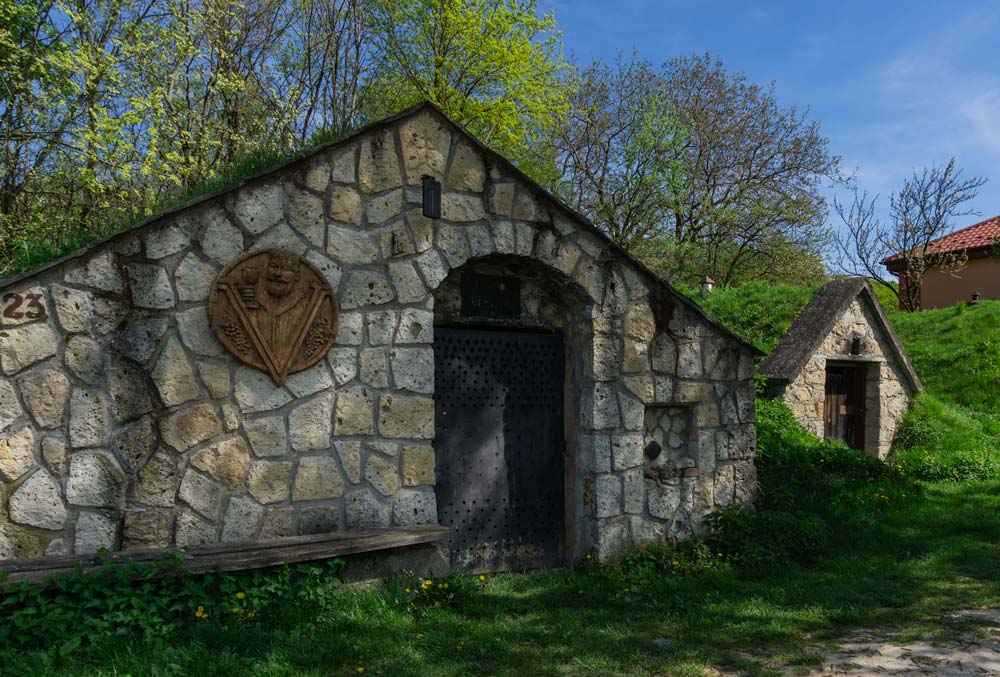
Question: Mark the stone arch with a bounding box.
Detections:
[429,253,600,566]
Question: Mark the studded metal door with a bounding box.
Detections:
[434,327,564,571]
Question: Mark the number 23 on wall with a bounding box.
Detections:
[3,293,46,320]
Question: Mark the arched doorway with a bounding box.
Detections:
[432,255,592,570]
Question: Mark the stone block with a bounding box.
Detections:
[345,489,390,529]
[359,128,402,193]
[123,509,172,548]
[337,440,362,483]
[152,336,201,407]
[486,182,514,216]
[113,316,168,364]
[366,189,403,225]
[328,347,357,385]
[392,489,437,526]
[714,463,735,507]
[395,308,433,344]
[160,403,222,452]
[175,254,217,303]
[69,388,109,448]
[0,321,59,375]
[611,434,643,471]
[110,357,153,422]
[221,496,264,542]
[229,182,284,234]
[247,460,292,504]
[298,504,344,535]
[126,263,174,309]
[581,383,620,430]
[388,261,427,303]
[245,416,287,457]
[447,141,485,192]
[17,368,69,429]
[287,186,325,246]
[51,284,94,333]
[365,453,399,496]
[341,270,395,308]
[389,347,434,393]
[74,512,117,554]
[134,448,179,507]
[414,249,448,289]
[64,251,123,294]
[191,436,251,489]
[623,468,644,515]
[293,456,345,500]
[175,509,216,546]
[9,470,66,530]
[64,335,104,384]
[260,507,295,539]
[593,475,622,518]
[335,387,375,435]
[399,112,450,184]
[41,435,67,474]
[401,444,435,486]
[647,479,681,519]
[284,362,333,399]
[378,394,434,439]
[441,194,485,222]
[109,416,154,472]
[67,451,125,508]
[234,366,292,413]
[178,468,224,519]
[289,393,334,451]
[199,207,245,265]
[360,348,388,388]
[365,310,398,346]
[327,224,378,263]
[199,362,231,399]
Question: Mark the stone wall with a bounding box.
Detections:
[777,295,914,459]
[0,105,757,564]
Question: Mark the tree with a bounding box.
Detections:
[553,52,838,285]
[366,0,570,180]
[832,159,987,311]
[553,53,688,251]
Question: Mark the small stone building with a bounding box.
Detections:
[0,102,759,572]
[760,278,921,459]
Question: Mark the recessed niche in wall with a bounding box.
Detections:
[643,404,696,480]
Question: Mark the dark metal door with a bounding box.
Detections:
[824,365,865,450]
[433,327,564,571]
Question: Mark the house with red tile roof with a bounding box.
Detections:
[882,215,1000,309]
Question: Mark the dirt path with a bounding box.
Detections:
[811,608,1000,676]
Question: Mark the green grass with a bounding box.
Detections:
[1,124,354,279]
[888,300,1000,412]
[7,401,1000,676]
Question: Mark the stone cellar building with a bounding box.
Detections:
[0,103,759,573]
[760,278,921,459]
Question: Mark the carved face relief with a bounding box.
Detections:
[209,249,339,384]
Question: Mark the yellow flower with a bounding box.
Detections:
[357,668,365,673]
[232,607,240,613]
[443,583,449,589]
[405,588,411,593]
[672,561,679,566]
[437,584,443,589]
[586,554,592,559]
[236,592,245,600]
[478,575,485,581]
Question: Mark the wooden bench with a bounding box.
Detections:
[0,525,449,586]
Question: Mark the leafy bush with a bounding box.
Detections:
[891,393,1000,481]
[618,539,725,580]
[704,506,827,567]
[0,553,344,655]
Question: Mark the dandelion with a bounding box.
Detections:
[357,667,365,673]
[478,575,485,581]
[443,583,449,589]
[232,607,240,613]
[437,584,443,589]
[405,588,411,593]
[236,592,246,600]
[671,561,679,566]
[586,554,592,560]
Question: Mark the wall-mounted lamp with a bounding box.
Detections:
[850,332,863,355]
[700,275,715,298]
[421,175,441,219]
[970,290,982,305]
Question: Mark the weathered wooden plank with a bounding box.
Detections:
[0,525,449,586]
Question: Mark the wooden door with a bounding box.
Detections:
[824,365,865,450]
[433,327,565,571]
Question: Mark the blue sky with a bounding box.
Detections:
[545,0,1000,233]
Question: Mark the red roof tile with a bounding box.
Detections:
[882,215,1000,264]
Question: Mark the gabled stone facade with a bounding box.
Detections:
[0,103,758,565]
[760,278,922,459]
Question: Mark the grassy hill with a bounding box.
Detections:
[684,280,1000,479]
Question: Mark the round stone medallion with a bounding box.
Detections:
[208,249,339,384]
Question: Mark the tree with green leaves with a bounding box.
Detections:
[367,0,570,181]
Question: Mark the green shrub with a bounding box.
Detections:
[704,506,827,567]
[618,538,725,580]
[891,393,1000,481]
[0,553,344,655]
